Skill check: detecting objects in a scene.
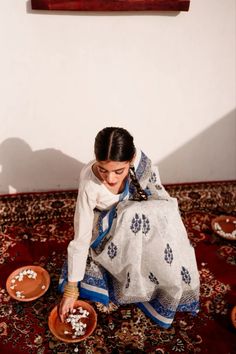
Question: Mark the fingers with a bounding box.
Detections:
[58,297,76,322]
[59,305,71,322]
[58,302,65,322]
[59,307,69,323]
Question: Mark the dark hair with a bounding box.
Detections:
[94,127,135,162]
[95,127,148,201]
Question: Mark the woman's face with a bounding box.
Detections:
[95,160,130,188]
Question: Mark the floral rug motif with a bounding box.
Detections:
[0,181,236,354]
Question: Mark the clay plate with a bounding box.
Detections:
[211,216,236,241]
[6,265,50,301]
[48,300,97,343]
[231,306,236,329]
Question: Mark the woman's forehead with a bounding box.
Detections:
[97,160,129,171]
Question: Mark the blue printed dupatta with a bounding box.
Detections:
[58,176,130,305]
[59,151,200,329]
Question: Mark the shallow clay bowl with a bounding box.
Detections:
[48,300,97,343]
[6,265,50,301]
[231,306,236,329]
[211,216,236,241]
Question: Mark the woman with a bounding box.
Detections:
[58,127,199,329]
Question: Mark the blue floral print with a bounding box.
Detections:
[107,242,117,260]
[130,213,142,235]
[164,243,173,265]
[142,214,150,235]
[149,171,162,190]
[125,272,130,289]
[181,266,191,285]
[149,272,159,285]
[130,213,150,235]
[149,172,157,184]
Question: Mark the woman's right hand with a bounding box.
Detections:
[58,296,76,322]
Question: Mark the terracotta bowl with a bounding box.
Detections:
[48,300,97,343]
[6,265,50,301]
[211,216,236,241]
[231,306,236,329]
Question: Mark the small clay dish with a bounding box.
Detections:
[6,265,50,301]
[211,216,236,241]
[231,306,236,329]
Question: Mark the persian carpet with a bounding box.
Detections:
[0,181,236,354]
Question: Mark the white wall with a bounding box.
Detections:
[0,0,235,194]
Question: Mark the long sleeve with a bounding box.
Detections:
[67,185,96,282]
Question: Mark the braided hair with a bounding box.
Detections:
[94,127,148,201]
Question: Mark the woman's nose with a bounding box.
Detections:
[106,173,115,183]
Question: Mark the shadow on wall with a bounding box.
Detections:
[0,138,85,194]
[158,109,236,184]
[1,110,235,193]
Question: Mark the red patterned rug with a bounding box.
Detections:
[0,181,236,354]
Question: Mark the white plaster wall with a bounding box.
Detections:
[0,0,235,194]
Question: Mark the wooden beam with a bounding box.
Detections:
[31,0,190,12]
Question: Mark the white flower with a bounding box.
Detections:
[66,306,90,337]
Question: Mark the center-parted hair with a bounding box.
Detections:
[94,127,148,201]
[94,127,135,162]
